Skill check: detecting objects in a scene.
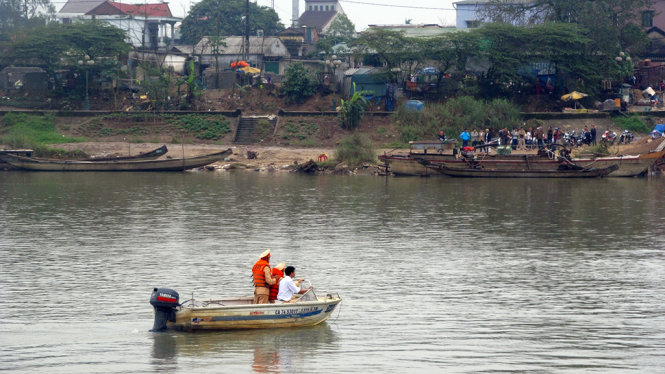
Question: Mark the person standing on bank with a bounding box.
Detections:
[252,249,276,304]
[459,129,471,148]
[276,266,312,303]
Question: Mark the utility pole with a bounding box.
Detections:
[243,0,250,63]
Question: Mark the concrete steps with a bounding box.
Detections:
[233,116,275,144]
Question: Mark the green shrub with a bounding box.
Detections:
[281,63,317,103]
[588,143,610,156]
[612,115,651,133]
[339,87,370,129]
[392,96,521,142]
[334,133,376,167]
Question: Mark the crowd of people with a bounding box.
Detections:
[448,124,599,151]
[251,249,313,304]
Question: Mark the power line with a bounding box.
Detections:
[339,0,455,11]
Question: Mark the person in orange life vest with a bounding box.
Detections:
[269,262,286,303]
[252,249,276,304]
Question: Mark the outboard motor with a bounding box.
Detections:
[149,287,179,332]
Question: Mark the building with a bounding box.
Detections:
[298,0,345,34]
[367,24,457,37]
[278,27,320,57]
[453,0,534,29]
[193,36,290,75]
[56,0,181,49]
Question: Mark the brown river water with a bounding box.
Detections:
[1,172,664,373]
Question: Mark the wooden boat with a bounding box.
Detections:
[419,158,618,178]
[378,140,456,176]
[572,149,665,177]
[149,287,342,332]
[84,145,168,161]
[0,149,34,170]
[0,148,232,171]
[380,141,570,176]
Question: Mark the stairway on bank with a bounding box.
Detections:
[233,116,275,144]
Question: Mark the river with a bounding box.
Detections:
[1,172,664,373]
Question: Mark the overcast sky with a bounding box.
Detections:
[161,0,458,31]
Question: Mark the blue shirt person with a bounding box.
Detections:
[459,129,471,147]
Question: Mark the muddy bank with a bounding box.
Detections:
[50,142,349,172]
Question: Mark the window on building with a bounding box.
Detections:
[331,5,335,10]
[643,11,654,27]
[314,5,318,10]
[466,20,481,28]
[309,5,312,10]
[325,5,329,10]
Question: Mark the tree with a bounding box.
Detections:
[477,0,651,56]
[351,29,417,81]
[316,14,356,55]
[281,62,317,103]
[339,86,370,130]
[5,21,130,92]
[421,31,480,91]
[0,0,54,34]
[180,0,284,44]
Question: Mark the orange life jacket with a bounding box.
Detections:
[269,268,284,301]
[252,259,270,287]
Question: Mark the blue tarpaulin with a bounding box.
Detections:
[654,124,665,135]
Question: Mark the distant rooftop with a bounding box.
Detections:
[58,0,105,15]
[367,24,459,37]
[453,0,534,5]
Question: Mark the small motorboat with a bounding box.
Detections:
[149,287,342,331]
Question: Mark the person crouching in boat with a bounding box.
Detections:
[276,266,312,303]
[252,249,276,304]
[269,262,286,303]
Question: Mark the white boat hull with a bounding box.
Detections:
[166,295,342,331]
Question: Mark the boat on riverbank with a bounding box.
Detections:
[149,287,342,331]
[83,144,168,161]
[0,148,231,171]
[379,141,570,176]
[571,149,665,177]
[380,141,665,177]
[419,158,618,178]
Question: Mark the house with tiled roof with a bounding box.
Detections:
[298,0,345,34]
[56,0,181,49]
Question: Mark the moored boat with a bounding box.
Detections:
[379,141,571,176]
[0,148,232,171]
[0,149,33,170]
[84,144,168,161]
[419,158,618,178]
[572,149,665,177]
[149,287,342,331]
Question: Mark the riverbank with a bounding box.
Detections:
[48,136,664,174]
[53,141,339,171]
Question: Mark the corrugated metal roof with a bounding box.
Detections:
[194,36,289,57]
[58,0,105,14]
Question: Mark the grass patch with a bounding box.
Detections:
[612,115,651,133]
[0,113,85,147]
[252,119,274,143]
[167,114,231,140]
[334,133,376,167]
[280,121,319,141]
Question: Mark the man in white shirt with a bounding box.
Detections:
[276,266,312,303]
